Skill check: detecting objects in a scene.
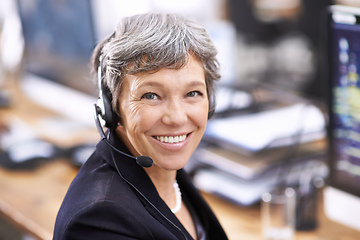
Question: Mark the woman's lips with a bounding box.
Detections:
[152,133,191,151]
[154,134,187,143]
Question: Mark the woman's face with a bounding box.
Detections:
[117,56,209,171]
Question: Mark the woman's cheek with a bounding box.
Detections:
[125,102,154,129]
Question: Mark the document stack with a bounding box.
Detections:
[188,103,328,206]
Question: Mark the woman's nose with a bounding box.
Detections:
[161,100,187,126]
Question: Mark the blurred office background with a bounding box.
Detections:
[0,0,335,99]
[0,0,357,239]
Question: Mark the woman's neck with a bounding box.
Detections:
[145,165,177,208]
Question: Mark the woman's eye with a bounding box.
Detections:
[141,92,159,100]
[186,91,202,98]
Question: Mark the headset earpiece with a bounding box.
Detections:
[96,56,118,130]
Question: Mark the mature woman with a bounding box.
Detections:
[53,12,228,240]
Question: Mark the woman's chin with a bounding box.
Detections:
[153,158,189,171]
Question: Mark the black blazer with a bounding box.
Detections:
[53,132,228,240]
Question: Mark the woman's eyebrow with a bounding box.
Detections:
[135,79,206,90]
[187,81,206,88]
[135,81,163,90]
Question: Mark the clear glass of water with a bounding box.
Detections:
[261,187,296,240]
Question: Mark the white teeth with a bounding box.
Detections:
[156,134,187,143]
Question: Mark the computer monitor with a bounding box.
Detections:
[17,0,98,126]
[17,0,97,94]
[324,5,360,231]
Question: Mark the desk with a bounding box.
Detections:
[0,160,359,240]
[1,82,360,240]
[203,192,360,240]
[0,160,76,240]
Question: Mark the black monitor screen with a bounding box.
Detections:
[328,6,360,198]
[17,0,97,95]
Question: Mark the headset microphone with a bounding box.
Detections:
[93,104,153,168]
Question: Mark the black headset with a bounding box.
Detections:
[94,56,118,131]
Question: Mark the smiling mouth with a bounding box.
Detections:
[154,134,188,143]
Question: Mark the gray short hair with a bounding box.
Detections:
[92,12,220,116]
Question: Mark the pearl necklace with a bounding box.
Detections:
[171,180,182,214]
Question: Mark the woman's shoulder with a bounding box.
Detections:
[62,152,139,209]
[54,155,150,239]
[54,196,154,240]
